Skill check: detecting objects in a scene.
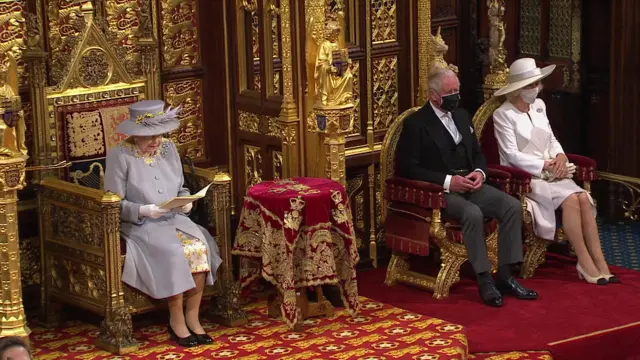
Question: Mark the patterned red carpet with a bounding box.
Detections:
[30,296,551,359]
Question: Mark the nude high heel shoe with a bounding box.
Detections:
[576,264,608,285]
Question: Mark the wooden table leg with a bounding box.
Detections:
[268,286,335,331]
[302,287,334,319]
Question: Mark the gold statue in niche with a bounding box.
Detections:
[487,0,507,70]
[430,26,459,75]
[0,53,27,158]
[314,20,353,107]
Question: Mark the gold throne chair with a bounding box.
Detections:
[30,9,246,355]
[381,107,513,299]
[472,96,598,278]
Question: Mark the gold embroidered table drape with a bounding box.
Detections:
[232,178,360,328]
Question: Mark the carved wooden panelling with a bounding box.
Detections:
[270,1,283,95]
[244,144,263,189]
[163,79,205,160]
[549,0,573,58]
[238,110,280,138]
[432,0,456,20]
[0,1,26,86]
[375,171,383,229]
[371,0,396,43]
[249,4,260,59]
[347,174,365,249]
[439,26,458,66]
[22,101,33,162]
[519,0,541,55]
[350,61,361,136]
[20,236,40,287]
[272,150,283,180]
[105,0,142,78]
[372,56,398,131]
[160,0,200,69]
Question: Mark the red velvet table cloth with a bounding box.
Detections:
[232,178,360,328]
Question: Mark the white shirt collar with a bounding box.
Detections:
[429,101,450,119]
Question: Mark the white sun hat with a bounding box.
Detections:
[494,57,556,97]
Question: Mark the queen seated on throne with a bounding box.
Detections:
[105,100,221,348]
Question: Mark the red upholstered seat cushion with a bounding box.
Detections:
[385,202,498,256]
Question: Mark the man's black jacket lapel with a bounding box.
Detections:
[421,104,454,164]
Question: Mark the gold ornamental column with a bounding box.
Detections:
[313,104,354,186]
[483,0,509,100]
[279,0,302,178]
[417,0,432,105]
[308,18,355,187]
[0,157,29,341]
[0,47,30,341]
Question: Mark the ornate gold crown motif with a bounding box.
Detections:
[331,190,343,205]
[289,196,306,211]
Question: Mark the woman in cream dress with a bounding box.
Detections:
[105,100,222,347]
[492,58,619,285]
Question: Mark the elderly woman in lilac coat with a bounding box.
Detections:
[105,100,222,347]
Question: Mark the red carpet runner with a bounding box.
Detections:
[358,254,640,359]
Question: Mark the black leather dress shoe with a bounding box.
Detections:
[168,325,198,347]
[478,281,503,307]
[496,277,538,300]
[188,326,214,345]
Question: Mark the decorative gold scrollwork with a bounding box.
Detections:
[597,172,640,221]
[0,1,27,86]
[160,0,200,68]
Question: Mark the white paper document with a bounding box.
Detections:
[158,183,213,210]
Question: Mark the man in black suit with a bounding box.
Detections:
[397,68,538,307]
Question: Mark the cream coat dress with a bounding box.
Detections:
[493,99,595,240]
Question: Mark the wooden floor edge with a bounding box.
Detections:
[548,321,640,346]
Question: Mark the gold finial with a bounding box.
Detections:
[80,1,95,22]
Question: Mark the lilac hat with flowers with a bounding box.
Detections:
[116,100,181,136]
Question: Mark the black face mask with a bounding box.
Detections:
[439,93,460,112]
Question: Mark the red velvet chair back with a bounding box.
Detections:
[472,96,505,166]
[380,106,421,218]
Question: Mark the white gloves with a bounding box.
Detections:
[179,202,193,214]
[542,162,576,181]
[139,205,169,219]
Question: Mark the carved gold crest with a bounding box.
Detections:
[4,169,21,188]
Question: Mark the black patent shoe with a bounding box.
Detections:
[496,277,539,300]
[168,324,198,347]
[187,326,214,345]
[478,280,503,307]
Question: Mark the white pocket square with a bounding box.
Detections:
[469,126,474,133]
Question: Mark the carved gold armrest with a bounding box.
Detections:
[38,178,124,309]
